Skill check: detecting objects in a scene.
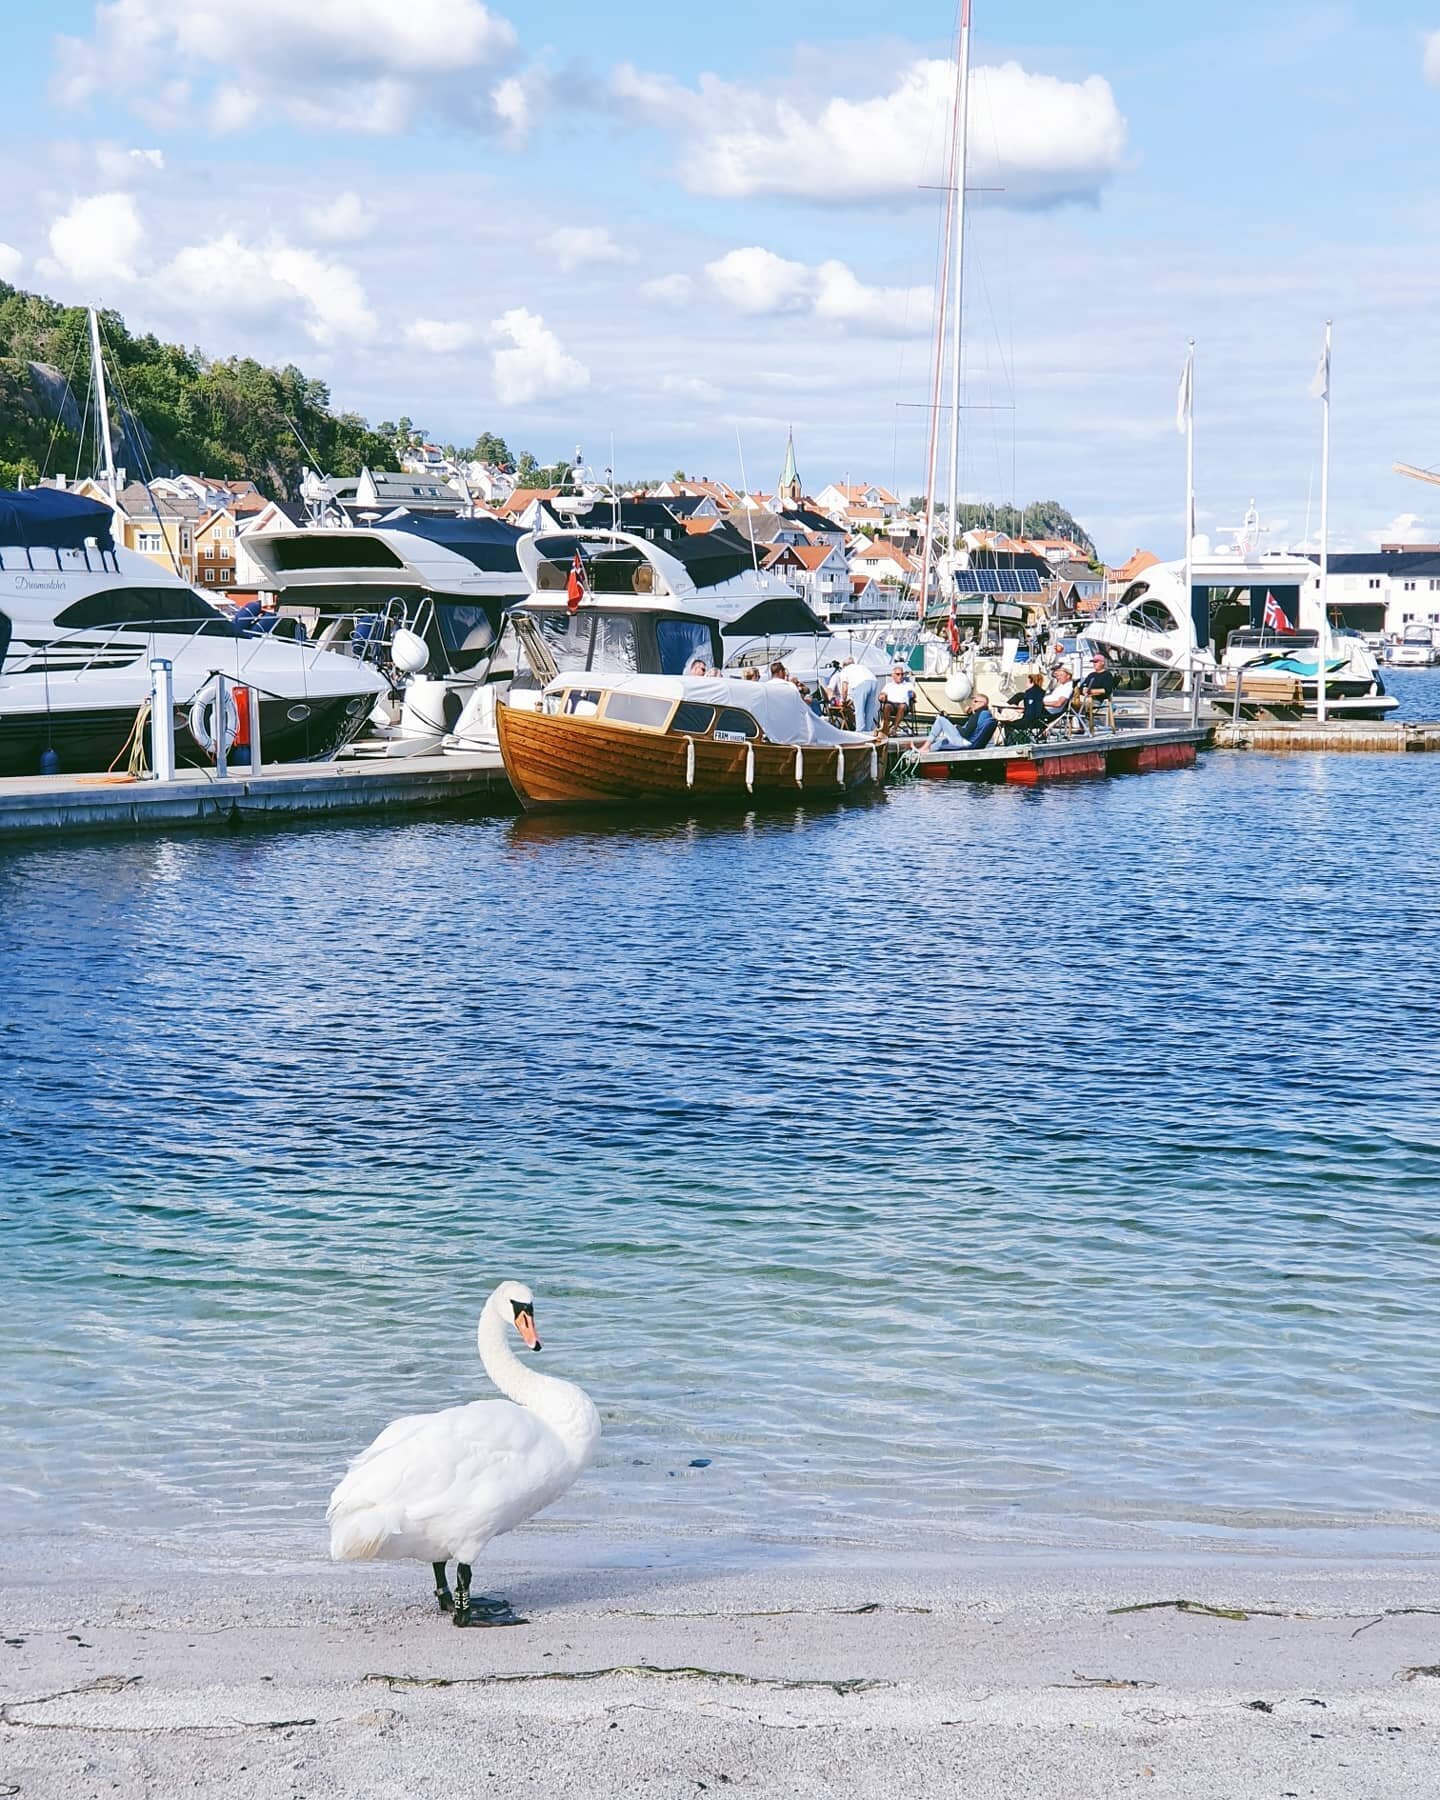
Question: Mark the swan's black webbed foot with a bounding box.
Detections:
[452,1563,525,1627]
[433,1561,453,1613]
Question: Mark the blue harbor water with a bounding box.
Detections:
[3,683,1439,1564]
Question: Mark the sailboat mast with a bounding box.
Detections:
[1316,319,1332,725]
[87,306,118,503]
[945,0,972,588]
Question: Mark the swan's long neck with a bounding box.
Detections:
[478,1300,597,1462]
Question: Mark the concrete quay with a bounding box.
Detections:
[0,751,512,841]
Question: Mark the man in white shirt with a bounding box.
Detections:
[837,658,879,732]
[878,664,915,735]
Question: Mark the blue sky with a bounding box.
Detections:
[2,1,1439,558]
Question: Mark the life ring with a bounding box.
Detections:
[188,679,241,756]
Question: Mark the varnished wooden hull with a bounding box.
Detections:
[497,705,882,812]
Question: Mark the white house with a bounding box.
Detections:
[762,541,851,621]
[815,481,900,521]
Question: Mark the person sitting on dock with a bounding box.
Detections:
[926,693,997,752]
[878,665,916,736]
[1001,669,1050,742]
[1075,654,1116,732]
[1044,665,1075,721]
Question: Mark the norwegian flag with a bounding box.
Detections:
[565,548,587,613]
[1262,591,1291,632]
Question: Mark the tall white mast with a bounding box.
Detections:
[1314,320,1332,724]
[87,306,118,503]
[945,0,973,586]
[1183,340,1194,671]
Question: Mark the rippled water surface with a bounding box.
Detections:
[3,697,1440,1560]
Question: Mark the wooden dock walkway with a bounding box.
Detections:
[0,751,511,841]
[901,723,1207,785]
[1213,719,1440,753]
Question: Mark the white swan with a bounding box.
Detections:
[327,1279,600,1626]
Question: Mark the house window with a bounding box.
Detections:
[204,545,214,559]
[1368,578,1381,589]
[137,532,163,553]
[1403,580,1415,591]
[203,569,215,583]
[219,569,233,584]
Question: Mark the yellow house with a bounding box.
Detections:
[70,478,200,583]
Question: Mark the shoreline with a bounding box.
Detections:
[4,1531,1438,1797]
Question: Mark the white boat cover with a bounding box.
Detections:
[546,672,875,746]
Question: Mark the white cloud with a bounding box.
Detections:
[304,190,370,243]
[489,307,589,406]
[612,56,1126,208]
[161,233,376,344]
[44,191,145,285]
[406,317,476,354]
[662,373,720,403]
[94,144,165,181]
[1425,31,1440,86]
[706,245,929,335]
[541,226,630,272]
[54,0,521,137]
[640,273,693,305]
[1369,511,1436,547]
[0,244,22,282]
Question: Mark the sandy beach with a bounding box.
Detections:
[3,1536,1438,1798]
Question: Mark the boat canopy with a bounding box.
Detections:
[0,488,114,552]
[547,671,874,747]
[371,509,524,572]
[725,597,827,638]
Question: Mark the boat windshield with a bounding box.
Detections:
[533,609,640,677]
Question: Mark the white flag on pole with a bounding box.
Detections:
[1309,336,1330,401]
[1176,347,1194,435]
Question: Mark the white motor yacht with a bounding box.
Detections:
[1088,548,1397,719]
[0,488,385,778]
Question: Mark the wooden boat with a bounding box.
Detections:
[497,674,882,812]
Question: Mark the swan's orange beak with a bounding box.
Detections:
[515,1307,542,1352]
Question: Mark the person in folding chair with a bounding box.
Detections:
[1000,669,1050,743]
[1041,663,1075,735]
[926,693,998,752]
[1075,652,1116,734]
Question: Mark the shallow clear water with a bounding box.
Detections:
[3,696,1439,1561]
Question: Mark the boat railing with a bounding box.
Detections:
[8,608,390,695]
[0,543,122,576]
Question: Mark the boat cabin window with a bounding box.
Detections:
[53,587,233,633]
[433,601,496,672]
[561,688,602,716]
[1127,599,1175,634]
[0,609,10,670]
[533,609,640,678]
[713,707,760,741]
[267,535,406,572]
[671,702,716,734]
[655,618,713,676]
[601,691,673,729]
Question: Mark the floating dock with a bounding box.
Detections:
[904,723,1206,784]
[1213,719,1440,753]
[0,751,511,841]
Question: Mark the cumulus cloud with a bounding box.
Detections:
[613,56,1126,208]
[0,244,23,282]
[54,0,522,137]
[304,190,371,243]
[541,226,630,272]
[640,273,693,305]
[161,232,377,344]
[44,191,145,284]
[706,246,929,335]
[1425,31,1440,86]
[662,373,720,403]
[1369,511,1437,547]
[489,307,589,406]
[406,318,477,354]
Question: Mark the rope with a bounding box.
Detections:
[107,697,153,778]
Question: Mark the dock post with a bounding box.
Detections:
[1232,666,1244,726]
[149,658,175,782]
[1190,674,1201,727]
[246,685,263,776]
[214,673,229,779]
[1147,672,1158,729]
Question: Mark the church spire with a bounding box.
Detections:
[778,428,802,507]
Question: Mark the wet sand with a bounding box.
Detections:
[3,1536,1438,1797]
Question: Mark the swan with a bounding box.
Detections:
[327,1279,600,1626]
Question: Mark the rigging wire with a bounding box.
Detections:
[96,310,185,580]
[41,328,87,485]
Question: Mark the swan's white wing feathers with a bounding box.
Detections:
[327,1397,579,1565]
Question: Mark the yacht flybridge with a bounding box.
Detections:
[0,489,386,778]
